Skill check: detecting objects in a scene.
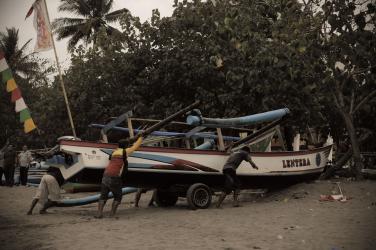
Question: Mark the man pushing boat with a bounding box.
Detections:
[216,146,259,208]
[95,136,143,218]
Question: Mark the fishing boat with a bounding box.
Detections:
[45,104,332,209]
[56,139,331,189]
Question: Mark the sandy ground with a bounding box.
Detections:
[0,179,375,250]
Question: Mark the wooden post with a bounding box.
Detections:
[185,139,191,149]
[127,118,134,138]
[217,128,225,151]
[100,131,108,143]
[43,0,77,138]
[276,125,286,151]
[193,138,198,148]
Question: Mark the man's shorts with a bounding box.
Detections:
[99,175,123,202]
[223,168,241,194]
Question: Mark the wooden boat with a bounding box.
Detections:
[47,139,331,208]
[55,139,331,189]
[45,106,332,208]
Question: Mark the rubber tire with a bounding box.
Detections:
[186,183,212,210]
[154,189,178,207]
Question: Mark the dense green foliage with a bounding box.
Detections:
[1,0,375,174]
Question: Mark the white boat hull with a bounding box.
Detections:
[49,140,332,189]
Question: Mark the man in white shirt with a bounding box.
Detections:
[18,145,33,186]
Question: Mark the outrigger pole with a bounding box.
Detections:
[227,117,288,151]
[133,101,201,140]
[42,0,77,138]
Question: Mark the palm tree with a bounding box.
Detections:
[0,27,40,78]
[52,0,129,51]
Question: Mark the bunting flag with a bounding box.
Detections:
[0,55,8,71]
[2,68,12,84]
[11,87,22,102]
[15,98,27,112]
[20,109,31,122]
[6,78,17,92]
[25,0,53,52]
[24,118,37,133]
[0,50,37,133]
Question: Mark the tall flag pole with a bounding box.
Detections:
[0,51,37,133]
[26,0,77,138]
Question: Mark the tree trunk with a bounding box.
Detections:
[320,148,353,179]
[341,112,364,179]
[320,129,371,179]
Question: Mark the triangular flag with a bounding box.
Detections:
[6,78,17,92]
[24,118,36,133]
[25,5,34,20]
[2,68,12,84]
[15,97,27,112]
[20,108,31,122]
[11,87,22,102]
[0,57,9,72]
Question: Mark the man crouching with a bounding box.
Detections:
[27,167,65,215]
[95,136,143,218]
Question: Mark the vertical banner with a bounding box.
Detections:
[26,0,77,138]
[33,0,53,52]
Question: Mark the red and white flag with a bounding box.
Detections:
[26,0,53,52]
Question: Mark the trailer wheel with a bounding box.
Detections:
[186,183,212,210]
[154,189,178,207]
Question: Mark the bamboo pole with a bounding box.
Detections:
[127,117,134,138]
[216,128,225,151]
[137,101,200,139]
[43,0,77,138]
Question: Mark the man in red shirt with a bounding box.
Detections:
[95,136,143,218]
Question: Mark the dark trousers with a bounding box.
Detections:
[4,165,15,186]
[20,166,29,185]
[223,168,241,194]
[0,168,4,185]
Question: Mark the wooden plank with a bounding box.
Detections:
[217,128,225,151]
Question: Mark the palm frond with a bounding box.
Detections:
[18,38,32,53]
[103,0,114,14]
[105,8,129,22]
[52,17,86,30]
[105,25,122,36]
[68,31,86,51]
[0,27,46,78]
[54,23,88,40]
[0,27,19,61]
[13,38,32,64]
[55,0,125,51]
[58,0,91,16]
